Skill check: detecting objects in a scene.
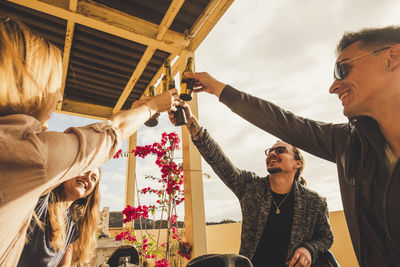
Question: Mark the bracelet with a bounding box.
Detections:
[196,126,203,137]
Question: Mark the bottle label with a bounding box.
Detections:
[180,78,194,101]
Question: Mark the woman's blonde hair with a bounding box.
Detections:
[0,18,62,122]
[48,169,102,265]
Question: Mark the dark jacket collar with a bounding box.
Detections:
[351,116,386,156]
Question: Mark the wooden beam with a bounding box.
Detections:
[189,0,220,37]
[188,0,234,52]
[39,0,68,9]
[180,51,207,258]
[144,54,176,96]
[124,133,137,228]
[156,0,185,40]
[125,133,137,207]
[57,0,77,111]
[182,92,207,258]
[112,47,157,114]
[113,0,184,113]
[58,99,113,119]
[78,0,188,51]
[153,55,184,95]
[7,0,188,54]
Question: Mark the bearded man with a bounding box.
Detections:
[170,105,333,267]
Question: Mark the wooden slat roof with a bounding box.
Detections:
[0,0,233,118]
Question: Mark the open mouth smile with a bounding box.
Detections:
[76,180,87,190]
[339,91,350,101]
[267,157,281,165]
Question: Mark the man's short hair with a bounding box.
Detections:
[337,25,400,55]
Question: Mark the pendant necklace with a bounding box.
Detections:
[271,191,290,214]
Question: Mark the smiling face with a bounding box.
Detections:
[265,142,301,176]
[329,41,389,118]
[63,169,100,202]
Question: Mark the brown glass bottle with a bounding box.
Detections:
[162,59,187,126]
[144,85,159,127]
[180,57,194,101]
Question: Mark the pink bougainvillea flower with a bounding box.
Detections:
[178,241,193,260]
[156,259,170,267]
[115,132,189,265]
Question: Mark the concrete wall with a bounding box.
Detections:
[107,210,359,266]
[329,210,359,267]
[204,210,358,267]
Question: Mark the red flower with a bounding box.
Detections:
[169,214,178,225]
[116,132,187,265]
[115,230,132,242]
[122,205,149,222]
[113,149,123,159]
[156,259,170,267]
[178,241,192,260]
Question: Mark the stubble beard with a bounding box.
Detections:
[267,167,282,174]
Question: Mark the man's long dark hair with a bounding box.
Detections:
[293,146,306,186]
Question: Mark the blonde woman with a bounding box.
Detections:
[0,18,178,266]
[18,169,101,267]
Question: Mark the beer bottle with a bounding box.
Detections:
[144,85,159,127]
[180,57,194,101]
[162,59,187,126]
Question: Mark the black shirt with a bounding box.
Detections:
[252,190,294,267]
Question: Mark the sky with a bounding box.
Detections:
[48,0,400,222]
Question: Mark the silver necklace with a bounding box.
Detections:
[271,192,290,214]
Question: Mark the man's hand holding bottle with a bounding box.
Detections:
[183,72,226,98]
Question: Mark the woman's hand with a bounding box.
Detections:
[111,88,180,141]
[131,88,179,114]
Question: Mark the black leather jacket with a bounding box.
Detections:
[219,85,400,266]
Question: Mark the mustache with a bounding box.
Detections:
[267,155,281,164]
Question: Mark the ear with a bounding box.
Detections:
[294,160,302,170]
[388,44,400,70]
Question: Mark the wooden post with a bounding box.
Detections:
[180,51,207,259]
[124,133,137,228]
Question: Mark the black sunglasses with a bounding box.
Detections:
[265,146,288,156]
[334,46,390,80]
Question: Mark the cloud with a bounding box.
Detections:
[102,172,125,182]
[99,183,124,211]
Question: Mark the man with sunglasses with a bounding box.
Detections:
[184,26,400,266]
[169,105,333,267]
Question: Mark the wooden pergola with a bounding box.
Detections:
[0,0,233,258]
